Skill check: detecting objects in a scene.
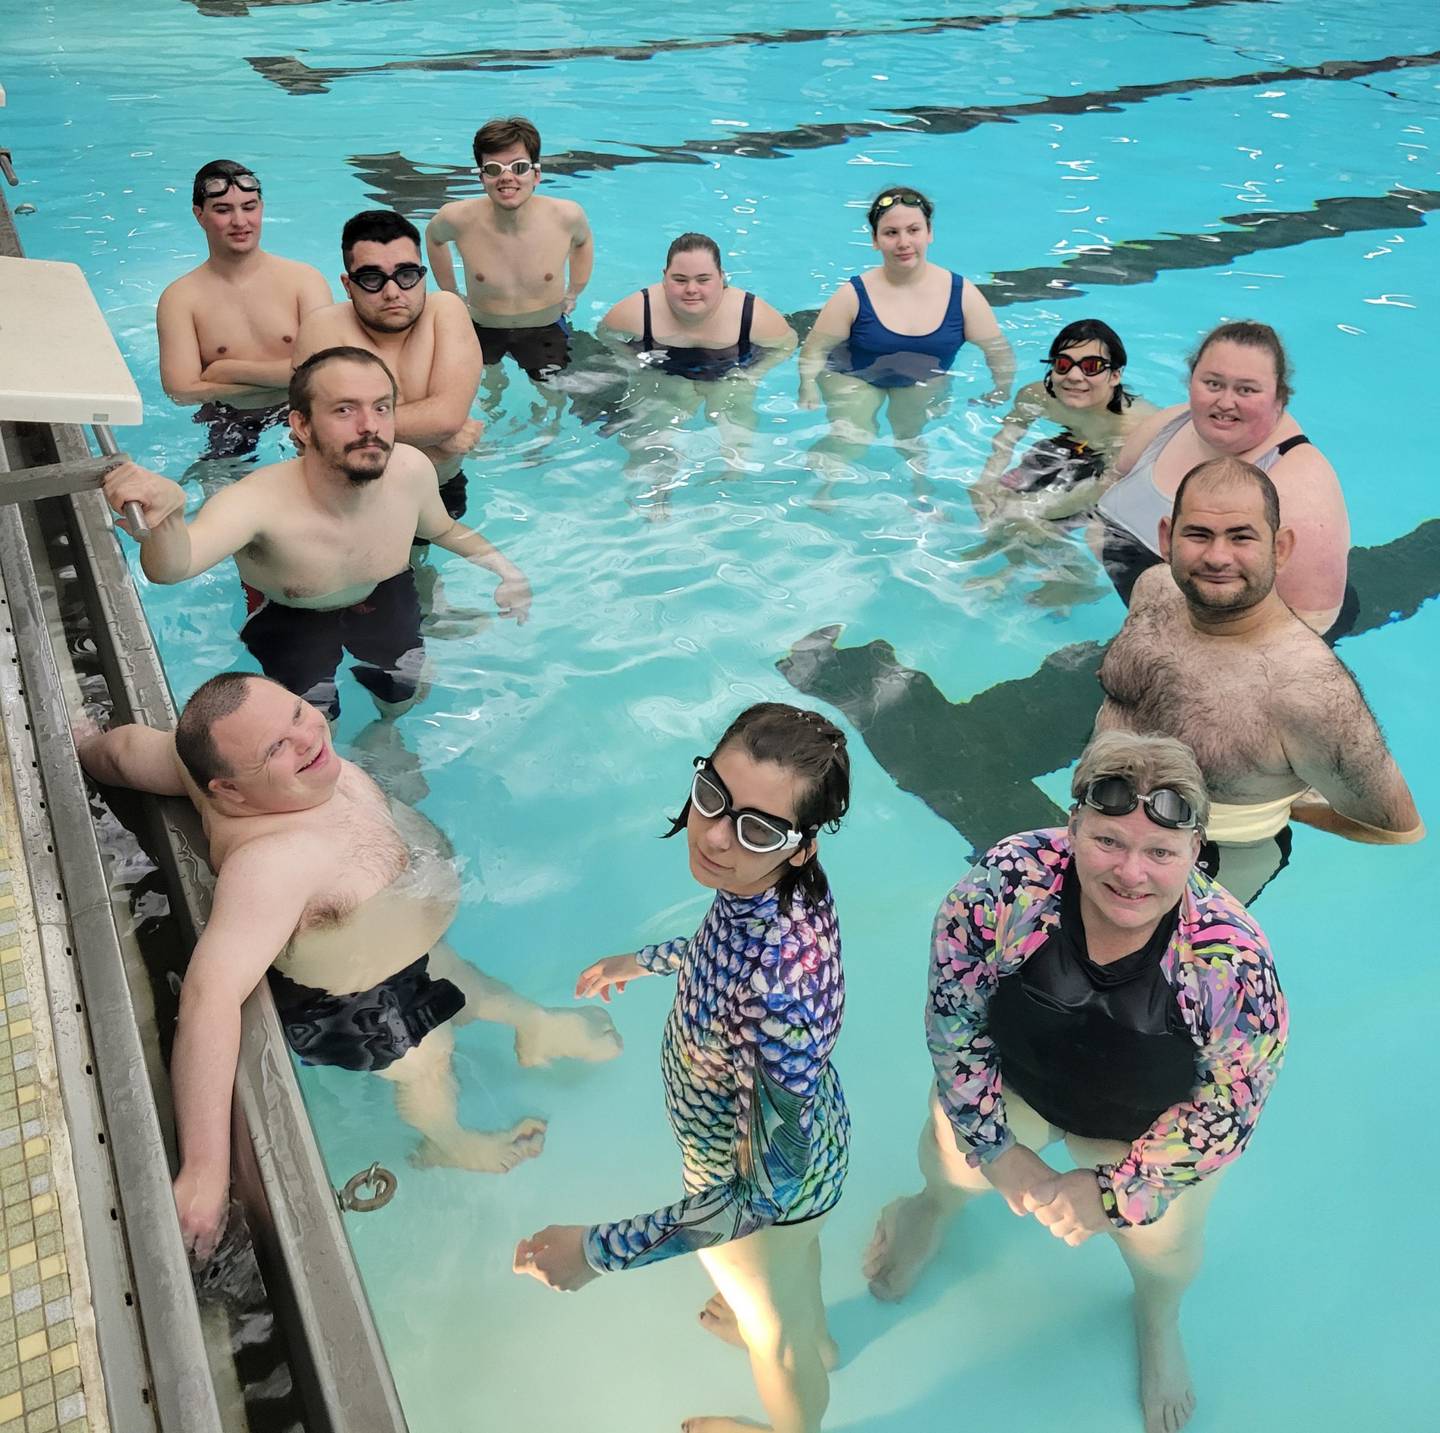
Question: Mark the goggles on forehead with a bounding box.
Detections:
[689,758,811,855]
[871,190,933,220]
[198,172,261,201]
[1078,775,1199,830]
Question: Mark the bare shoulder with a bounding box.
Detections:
[388,442,439,487]
[547,196,590,231]
[442,198,492,236]
[158,266,205,310]
[1128,563,1181,612]
[267,253,326,285]
[1272,637,1369,726]
[601,290,644,334]
[1272,435,1342,493]
[427,289,472,323]
[749,295,794,341]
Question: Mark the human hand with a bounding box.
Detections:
[173,1163,230,1264]
[102,461,186,536]
[971,387,1010,408]
[434,417,487,458]
[981,1143,1059,1216]
[575,953,645,1003]
[797,379,821,411]
[513,1224,600,1292]
[1023,1169,1109,1246]
[494,571,532,625]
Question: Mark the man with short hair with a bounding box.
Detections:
[294,210,484,525]
[102,347,531,720]
[157,160,332,461]
[1097,455,1422,902]
[75,673,621,1259]
[864,730,1287,1433]
[425,115,594,383]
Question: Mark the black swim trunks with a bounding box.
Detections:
[411,469,470,549]
[473,317,572,380]
[268,952,466,1073]
[192,400,289,462]
[240,568,424,721]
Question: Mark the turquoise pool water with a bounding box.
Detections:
[6,1,1439,1428]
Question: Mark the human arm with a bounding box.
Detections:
[414,468,531,623]
[1093,905,1288,1228]
[597,292,643,340]
[737,300,798,381]
[1280,665,1424,842]
[574,950,665,1002]
[102,461,260,583]
[395,294,485,448]
[1111,403,1181,479]
[156,284,259,404]
[1269,443,1350,633]
[797,285,860,405]
[581,919,838,1272]
[198,356,295,389]
[424,207,462,296]
[74,719,187,796]
[959,283,1014,404]
[171,839,319,1257]
[563,204,595,314]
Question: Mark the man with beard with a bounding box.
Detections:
[294,210,484,526]
[102,347,529,720]
[1096,456,1421,902]
[158,160,332,462]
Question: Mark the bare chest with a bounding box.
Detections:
[193,280,301,365]
[241,500,416,601]
[462,223,569,301]
[1100,611,1291,794]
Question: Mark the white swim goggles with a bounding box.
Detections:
[690,757,811,854]
[480,159,538,178]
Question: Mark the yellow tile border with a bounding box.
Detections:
[0,728,106,1433]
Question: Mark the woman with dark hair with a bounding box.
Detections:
[1095,319,1351,636]
[798,186,1014,504]
[516,703,851,1433]
[600,233,796,514]
[961,320,1153,608]
[975,318,1153,508]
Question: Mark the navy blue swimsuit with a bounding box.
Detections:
[634,288,758,380]
[828,271,967,388]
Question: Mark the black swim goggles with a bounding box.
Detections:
[347,263,428,293]
[689,757,811,854]
[197,171,261,201]
[1047,353,1114,377]
[1078,775,1198,830]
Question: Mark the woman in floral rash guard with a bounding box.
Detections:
[864,730,1286,1433]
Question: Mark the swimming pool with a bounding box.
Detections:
[7,0,1438,1427]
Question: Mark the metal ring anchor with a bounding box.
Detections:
[337,1161,397,1213]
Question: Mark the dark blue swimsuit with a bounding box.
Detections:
[828,271,967,388]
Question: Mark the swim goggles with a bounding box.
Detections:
[1047,353,1114,376]
[347,263,428,293]
[198,172,261,200]
[1079,775,1198,830]
[871,189,933,220]
[480,159,538,178]
[690,757,811,854]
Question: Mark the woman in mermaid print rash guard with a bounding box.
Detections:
[516,703,851,1433]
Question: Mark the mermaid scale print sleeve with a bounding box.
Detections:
[926,830,1287,1230]
[584,887,849,1273]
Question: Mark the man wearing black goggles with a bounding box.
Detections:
[294,208,485,512]
[160,159,331,462]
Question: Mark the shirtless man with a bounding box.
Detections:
[75,673,621,1259]
[425,115,593,385]
[102,347,531,721]
[294,210,484,525]
[1097,456,1422,903]
[157,160,331,462]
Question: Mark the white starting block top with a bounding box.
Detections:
[0,255,143,426]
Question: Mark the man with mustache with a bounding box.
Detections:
[103,347,530,720]
[294,210,484,529]
[1096,456,1422,902]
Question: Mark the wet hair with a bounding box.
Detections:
[1043,318,1135,414]
[866,186,934,234]
[191,159,260,208]
[341,209,421,269]
[473,116,542,166]
[176,672,283,793]
[1172,455,1281,535]
[1072,730,1210,830]
[665,233,723,272]
[1189,320,1292,407]
[288,346,398,420]
[665,702,851,909]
